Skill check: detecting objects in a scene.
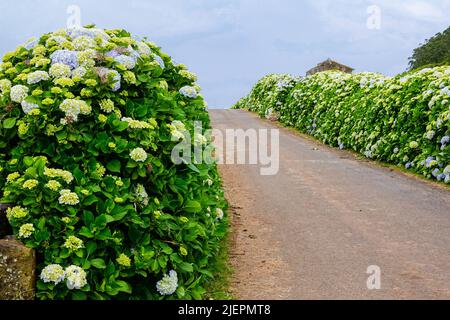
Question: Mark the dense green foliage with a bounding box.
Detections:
[409,26,450,70]
[0,27,227,300]
[233,74,298,119]
[234,68,450,184]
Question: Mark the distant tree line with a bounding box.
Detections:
[409,26,450,70]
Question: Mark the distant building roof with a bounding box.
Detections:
[306,58,354,76]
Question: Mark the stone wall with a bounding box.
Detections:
[0,204,36,300]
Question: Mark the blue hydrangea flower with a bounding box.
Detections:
[425,156,435,167]
[364,150,373,159]
[136,42,151,57]
[105,50,120,58]
[114,55,136,70]
[46,36,67,46]
[153,54,165,69]
[67,27,109,40]
[97,68,121,92]
[24,38,39,50]
[50,50,79,69]
[432,168,441,178]
[128,48,141,59]
[405,162,412,169]
[179,86,198,99]
[441,136,450,145]
[437,173,446,181]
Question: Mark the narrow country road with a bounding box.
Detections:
[209,109,450,300]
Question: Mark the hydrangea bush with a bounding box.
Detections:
[234,74,298,119]
[0,26,227,300]
[234,68,450,184]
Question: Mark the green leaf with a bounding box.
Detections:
[187,164,200,173]
[159,242,173,254]
[23,156,34,167]
[111,209,128,222]
[55,130,67,141]
[105,199,115,213]
[86,241,97,255]
[151,259,159,272]
[79,226,94,238]
[94,214,108,229]
[116,280,132,294]
[91,258,106,269]
[178,262,194,273]
[37,217,46,230]
[72,291,87,300]
[158,255,168,268]
[83,195,98,206]
[107,160,121,173]
[3,118,16,129]
[184,200,202,213]
[176,286,186,298]
[113,120,129,132]
[82,211,95,226]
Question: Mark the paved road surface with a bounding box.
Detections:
[210,109,450,300]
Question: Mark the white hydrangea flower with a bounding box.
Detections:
[409,141,419,149]
[18,223,35,238]
[72,36,97,50]
[77,49,97,67]
[156,270,178,296]
[425,130,436,140]
[46,35,67,46]
[58,189,80,205]
[65,265,87,290]
[21,101,39,114]
[168,120,187,141]
[121,117,153,129]
[72,66,87,79]
[10,85,29,103]
[40,264,65,285]
[27,71,50,84]
[194,132,207,146]
[44,167,73,183]
[216,208,224,220]
[59,99,91,122]
[64,235,84,251]
[130,147,148,162]
[99,99,114,113]
[49,63,72,79]
[179,70,197,82]
[0,79,11,94]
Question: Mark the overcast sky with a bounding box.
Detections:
[0,0,449,108]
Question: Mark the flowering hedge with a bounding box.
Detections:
[0,26,227,300]
[234,74,298,119]
[234,68,450,184]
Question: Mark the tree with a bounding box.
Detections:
[409,26,450,70]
